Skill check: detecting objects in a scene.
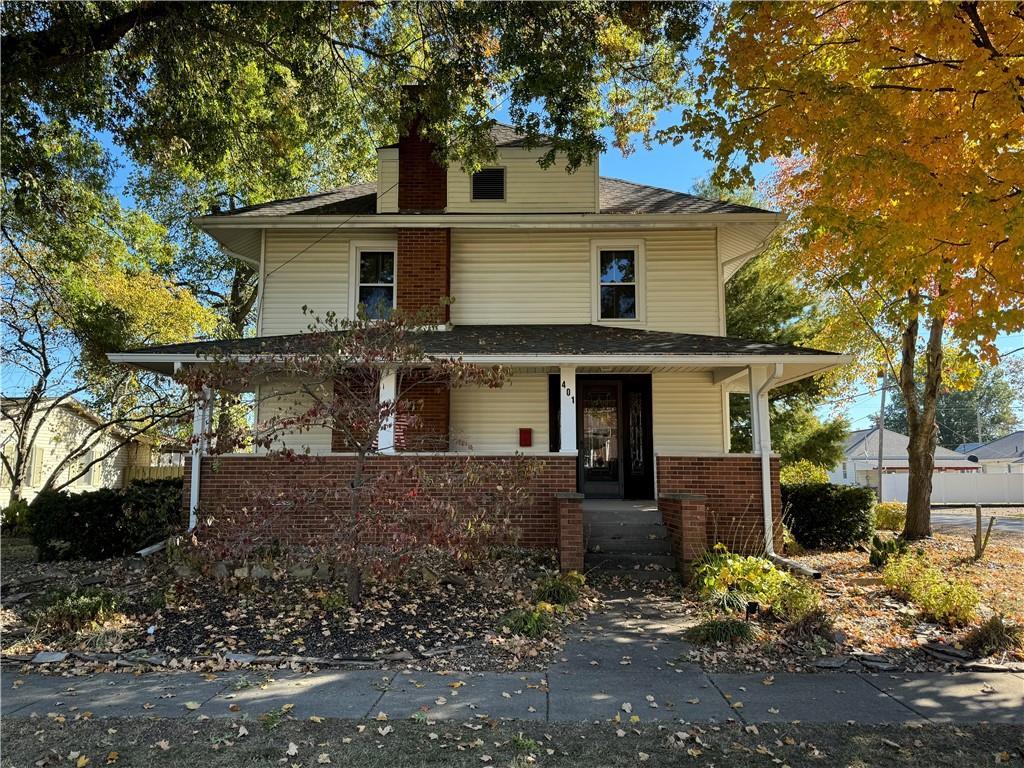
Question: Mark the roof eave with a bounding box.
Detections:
[193,211,784,231]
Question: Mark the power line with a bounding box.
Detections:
[263,180,400,282]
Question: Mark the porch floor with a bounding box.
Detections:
[580,499,658,514]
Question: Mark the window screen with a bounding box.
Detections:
[471,168,505,200]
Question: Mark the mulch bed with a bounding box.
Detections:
[0,548,596,675]
[592,533,1024,675]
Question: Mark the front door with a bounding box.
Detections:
[577,376,654,499]
[579,380,623,498]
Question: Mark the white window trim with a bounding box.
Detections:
[348,240,398,318]
[590,239,646,324]
[469,166,507,203]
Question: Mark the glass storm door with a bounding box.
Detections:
[579,381,623,498]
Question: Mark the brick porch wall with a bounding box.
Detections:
[396,228,450,322]
[400,374,450,451]
[184,453,576,550]
[656,455,783,554]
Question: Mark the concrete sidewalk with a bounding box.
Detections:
[3,667,1021,724]
[3,591,1022,725]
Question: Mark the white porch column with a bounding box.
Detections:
[747,366,767,453]
[559,366,577,454]
[188,385,212,531]
[377,369,398,455]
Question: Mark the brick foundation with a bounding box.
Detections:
[656,455,783,554]
[556,492,584,572]
[185,453,576,551]
[396,228,450,322]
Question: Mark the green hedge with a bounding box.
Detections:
[27,478,184,561]
[781,482,875,550]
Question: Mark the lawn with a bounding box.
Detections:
[3,716,1021,767]
[0,547,595,674]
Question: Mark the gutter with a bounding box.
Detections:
[192,210,784,230]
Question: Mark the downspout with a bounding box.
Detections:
[755,363,820,579]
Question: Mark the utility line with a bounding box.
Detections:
[263,180,400,282]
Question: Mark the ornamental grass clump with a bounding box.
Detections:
[882,554,979,627]
[684,617,755,646]
[963,615,1024,657]
[534,570,585,605]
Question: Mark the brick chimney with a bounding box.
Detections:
[395,86,450,323]
[397,87,447,213]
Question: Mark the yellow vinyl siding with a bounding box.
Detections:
[254,381,333,454]
[450,229,719,334]
[644,229,720,335]
[450,373,549,453]
[450,231,591,324]
[651,371,726,454]
[376,150,399,212]
[447,155,598,213]
[261,230,351,335]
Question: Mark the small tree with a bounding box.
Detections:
[1,244,211,502]
[183,307,536,604]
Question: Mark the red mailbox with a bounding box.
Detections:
[518,428,533,448]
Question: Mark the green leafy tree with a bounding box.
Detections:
[885,363,1023,450]
[671,2,1024,539]
[698,179,849,467]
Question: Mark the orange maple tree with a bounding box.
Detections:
[666,2,1024,537]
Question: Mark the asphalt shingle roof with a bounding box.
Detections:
[968,430,1024,461]
[206,177,770,218]
[121,324,834,358]
[204,121,775,218]
[843,428,976,463]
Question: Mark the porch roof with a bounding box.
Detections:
[109,324,849,387]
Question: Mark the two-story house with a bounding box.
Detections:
[111,117,847,575]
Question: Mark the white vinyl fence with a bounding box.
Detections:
[881,472,1024,505]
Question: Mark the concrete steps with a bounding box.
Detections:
[583,499,677,577]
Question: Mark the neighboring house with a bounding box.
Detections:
[0,398,155,506]
[959,430,1024,474]
[109,109,848,572]
[828,427,979,490]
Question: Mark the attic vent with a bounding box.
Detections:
[471,167,505,200]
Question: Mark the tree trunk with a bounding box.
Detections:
[901,297,945,540]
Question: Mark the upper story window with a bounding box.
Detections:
[599,249,637,319]
[471,168,505,201]
[591,240,645,323]
[357,249,395,319]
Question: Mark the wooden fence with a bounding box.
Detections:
[121,465,185,485]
